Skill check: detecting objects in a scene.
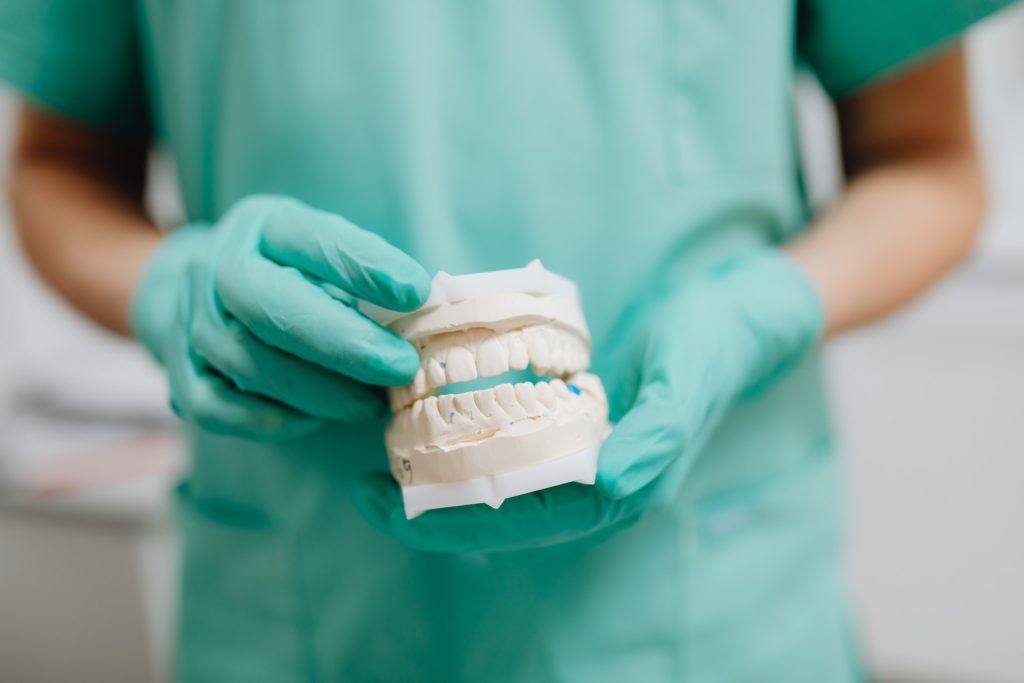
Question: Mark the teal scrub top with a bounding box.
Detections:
[1,2,1012,681]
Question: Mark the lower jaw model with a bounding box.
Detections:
[362,261,609,518]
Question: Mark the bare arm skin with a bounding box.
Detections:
[788,47,985,336]
[8,108,158,335]
[6,47,985,343]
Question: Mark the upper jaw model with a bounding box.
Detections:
[362,261,609,518]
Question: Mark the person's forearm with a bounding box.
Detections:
[786,47,984,338]
[787,148,984,337]
[8,107,159,336]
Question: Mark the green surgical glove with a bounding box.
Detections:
[132,195,431,441]
[351,249,825,552]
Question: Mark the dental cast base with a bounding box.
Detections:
[362,261,609,518]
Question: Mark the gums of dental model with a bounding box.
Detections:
[360,261,610,518]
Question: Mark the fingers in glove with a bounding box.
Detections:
[215,256,421,386]
[595,381,694,499]
[188,268,385,421]
[259,201,431,312]
[168,293,322,441]
[170,365,322,441]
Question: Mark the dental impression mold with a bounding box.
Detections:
[361,260,609,518]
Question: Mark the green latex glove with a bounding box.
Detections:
[352,249,825,552]
[132,195,430,441]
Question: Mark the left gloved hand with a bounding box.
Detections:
[352,249,825,553]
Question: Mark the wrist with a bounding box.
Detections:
[130,223,211,363]
[707,248,826,396]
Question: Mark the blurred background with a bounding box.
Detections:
[1,7,1022,683]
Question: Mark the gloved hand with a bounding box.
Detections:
[351,249,825,552]
[132,195,430,440]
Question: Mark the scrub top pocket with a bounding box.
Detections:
[173,482,311,683]
[683,453,858,682]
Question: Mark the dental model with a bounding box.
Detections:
[361,261,609,518]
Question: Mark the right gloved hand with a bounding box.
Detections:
[131,195,430,441]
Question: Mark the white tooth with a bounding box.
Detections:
[550,378,571,401]
[388,386,408,412]
[564,376,585,395]
[544,327,564,365]
[506,333,529,371]
[535,381,557,410]
[570,342,589,373]
[515,382,542,414]
[391,366,428,410]
[476,335,509,377]
[405,406,420,433]
[525,330,551,372]
[495,383,527,419]
[445,346,478,383]
[422,396,447,433]
[438,394,457,424]
[412,367,427,396]
[569,373,606,404]
[473,388,498,418]
[427,358,446,388]
[453,393,478,422]
[548,343,565,375]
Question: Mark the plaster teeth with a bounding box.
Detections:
[427,358,447,388]
[388,324,592,413]
[473,389,498,418]
[548,344,564,375]
[387,374,608,455]
[535,381,557,410]
[506,333,530,371]
[495,383,527,420]
[411,367,427,396]
[389,385,410,412]
[514,382,542,414]
[422,396,447,432]
[376,273,611,479]
[453,393,479,422]
[567,372,606,403]
[524,331,551,371]
[476,336,509,377]
[437,394,457,424]
[410,398,423,422]
[445,346,478,383]
[550,378,570,400]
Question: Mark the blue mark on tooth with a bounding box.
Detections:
[567,383,581,396]
[449,411,455,420]
[440,362,446,368]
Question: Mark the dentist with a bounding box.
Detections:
[1,2,1011,680]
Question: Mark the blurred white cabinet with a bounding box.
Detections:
[0,432,181,683]
[0,505,174,683]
